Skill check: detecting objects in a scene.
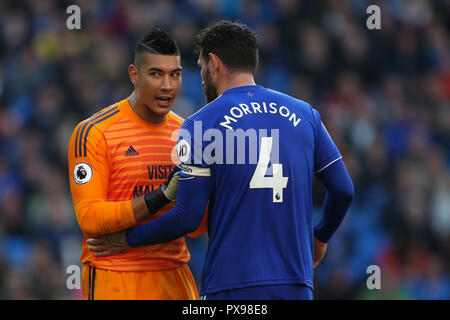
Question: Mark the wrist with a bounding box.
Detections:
[144,187,170,215]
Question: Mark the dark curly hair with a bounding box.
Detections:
[134,29,180,67]
[195,21,259,73]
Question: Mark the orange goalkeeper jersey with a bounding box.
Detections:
[68,98,205,272]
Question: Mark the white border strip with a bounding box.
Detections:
[315,156,342,174]
[181,164,211,177]
[179,176,195,181]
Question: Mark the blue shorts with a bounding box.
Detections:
[203,284,314,300]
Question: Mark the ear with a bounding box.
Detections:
[208,52,221,75]
[129,64,138,87]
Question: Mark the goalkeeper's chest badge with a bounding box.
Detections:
[73,162,93,185]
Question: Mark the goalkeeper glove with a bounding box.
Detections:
[144,164,181,215]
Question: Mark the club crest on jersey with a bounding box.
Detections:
[73,162,93,185]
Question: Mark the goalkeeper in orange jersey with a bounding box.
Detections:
[68,29,205,300]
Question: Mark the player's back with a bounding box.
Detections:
[180,85,341,295]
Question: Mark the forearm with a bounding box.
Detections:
[314,159,354,243]
[314,190,353,242]
[76,191,174,237]
[76,166,181,237]
[75,199,137,237]
[126,175,210,247]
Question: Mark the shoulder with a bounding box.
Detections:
[73,103,124,135]
[167,111,184,127]
[267,88,319,122]
[183,95,230,129]
[267,88,313,109]
[70,102,125,157]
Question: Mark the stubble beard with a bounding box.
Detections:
[203,68,218,104]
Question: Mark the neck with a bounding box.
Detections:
[127,90,166,124]
[215,72,256,96]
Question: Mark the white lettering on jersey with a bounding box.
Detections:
[219,101,301,130]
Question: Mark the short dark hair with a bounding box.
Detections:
[195,21,259,73]
[134,29,180,66]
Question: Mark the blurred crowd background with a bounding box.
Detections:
[0,0,448,299]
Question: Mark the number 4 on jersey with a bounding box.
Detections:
[250,137,288,203]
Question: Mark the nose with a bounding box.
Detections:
[161,75,173,91]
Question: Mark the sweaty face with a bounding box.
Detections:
[198,56,218,104]
[136,53,182,121]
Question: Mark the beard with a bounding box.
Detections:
[203,68,218,104]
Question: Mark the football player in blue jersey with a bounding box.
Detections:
[87,21,354,300]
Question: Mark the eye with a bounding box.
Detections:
[149,72,161,77]
[171,73,181,78]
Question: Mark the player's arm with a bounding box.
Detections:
[86,120,209,254]
[68,122,180,238]
[187,204,208,238]
[311,108,354,266]
[126,172,210,246]
[114,165,181,224]
[313,159,353,267]
[311,107,354,242]
[87,173,208,256]
[314,159,354,243]
[87,173,209,256]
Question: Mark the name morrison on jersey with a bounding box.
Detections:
[220,101,301,130]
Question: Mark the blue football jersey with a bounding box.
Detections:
[176,85,342,295]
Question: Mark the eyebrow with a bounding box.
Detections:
[147,67,182,73]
